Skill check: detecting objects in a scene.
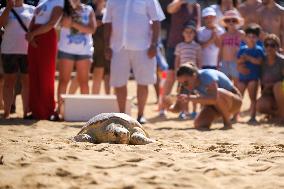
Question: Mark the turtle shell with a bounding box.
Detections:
[77,113,148,137]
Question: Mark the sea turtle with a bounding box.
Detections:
[74,113,155,145]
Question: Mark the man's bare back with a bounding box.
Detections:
[238,0,262,29]
[257,0,284,47]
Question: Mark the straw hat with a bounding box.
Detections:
[219,10,244,28]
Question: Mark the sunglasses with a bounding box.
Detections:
[264,42,277,48]
[224,18,238,24]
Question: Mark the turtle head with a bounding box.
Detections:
[106,123,130,144]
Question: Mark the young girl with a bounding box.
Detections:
[170,21,202,119]
[219,10,245,84]
[55,0,97,120]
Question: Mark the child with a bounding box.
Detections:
[237,23,265,123]
[198,7,224,69]
[219,10,245,85]
[173,21,202,119]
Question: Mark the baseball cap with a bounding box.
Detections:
[202,7,216,17]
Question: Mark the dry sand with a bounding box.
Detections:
[0,81,283,189]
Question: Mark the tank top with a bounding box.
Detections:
[58,4,94,55]
[167,3,198,48]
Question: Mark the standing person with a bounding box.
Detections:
[256,34,284,122]
[25,0,65,120]
[256,0,284,49]
[55,0,96,120]
[177,64,242,130]
[172,21,201,119]
[219,10,245,84]
[238,0,262,29]
[0,0,34,118]
[211,0,239,28]
[237,23,265,123]
[103,0,165,124]
[198,7,224,69]
[91,0,110,94]
[161,0,201,115]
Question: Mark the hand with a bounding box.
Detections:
[6,0,15,10]
[105,47,112,60]
[237,63,250,75]
[30,40,38,48]
[177,94,188,102]
[147,44,157,59]
[25,32,35,43]
[61,16,72,27]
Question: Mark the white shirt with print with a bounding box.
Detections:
[102,0,165,52]
[0,4,35,54]
[58,5,94,56]
[34,0,64,25]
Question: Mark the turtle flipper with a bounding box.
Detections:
[130,132,155,145]
[74,134,96,143]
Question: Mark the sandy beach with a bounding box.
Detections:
[0,81,283,189]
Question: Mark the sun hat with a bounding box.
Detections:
[202,7,216,17]
[219,10,244,27]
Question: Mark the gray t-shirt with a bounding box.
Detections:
[261,53,284,85]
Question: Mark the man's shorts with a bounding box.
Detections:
[58,50,93,62]
[220,61,238,79]
[2,54,28,74]
[110,49,157,87]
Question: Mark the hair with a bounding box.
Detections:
[264,34,281,49]
[245,23,261,37]
[63,0,73,16]
[176,63,199,77]
[217,0,238,7]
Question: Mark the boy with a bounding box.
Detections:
[172,21,202,119]
[198,7,224,69]
[237,23,265,123]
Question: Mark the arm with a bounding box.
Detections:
[104,22,112,60]
[196,46,202,68]
[188,82,218,105]
[147,20,160,58]
[71,10,97,34]
[244,55,263,65]
[26,7,63,42]
[217,35,224,69]
[195,3,201,29]
[167,0,185,14]
[0,0,14,28]
[174,55,180,72]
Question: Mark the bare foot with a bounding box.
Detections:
[3,112,10,119]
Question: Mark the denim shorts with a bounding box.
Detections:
[220,61,238,79]
[58,50,92,62]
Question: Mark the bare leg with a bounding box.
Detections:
[194,106,219,129]
[104,74,111,94]
[68,76,79,94]
[115,86,127,113]
[161,70,175,110]
[247,81,258,120]
[154,71,160,103]
[0,76,3,109]
[57,59,74,114]
[137,84,148,117]
[273,82,284,118]
[3,74,17,118]
[76,59,90,94]
[20,74,29,117]
[256,95,276,116]
[92,67,104,94]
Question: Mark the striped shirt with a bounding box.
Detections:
[174,41,202,66]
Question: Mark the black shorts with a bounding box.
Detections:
[2,54,28,74]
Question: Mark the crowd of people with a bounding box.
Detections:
[0,0,283,129]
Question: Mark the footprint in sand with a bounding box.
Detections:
[35,156,56,163]
[56,168,72,177]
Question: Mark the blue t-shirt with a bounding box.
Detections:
[196,69,234,96]
[237,45,265,81]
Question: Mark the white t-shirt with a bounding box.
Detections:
[0,4,35,54]
[58,5,94,56]
[197,26,224,67]
[34,0,64,25]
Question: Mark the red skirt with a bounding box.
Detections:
[28,26,57,120]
